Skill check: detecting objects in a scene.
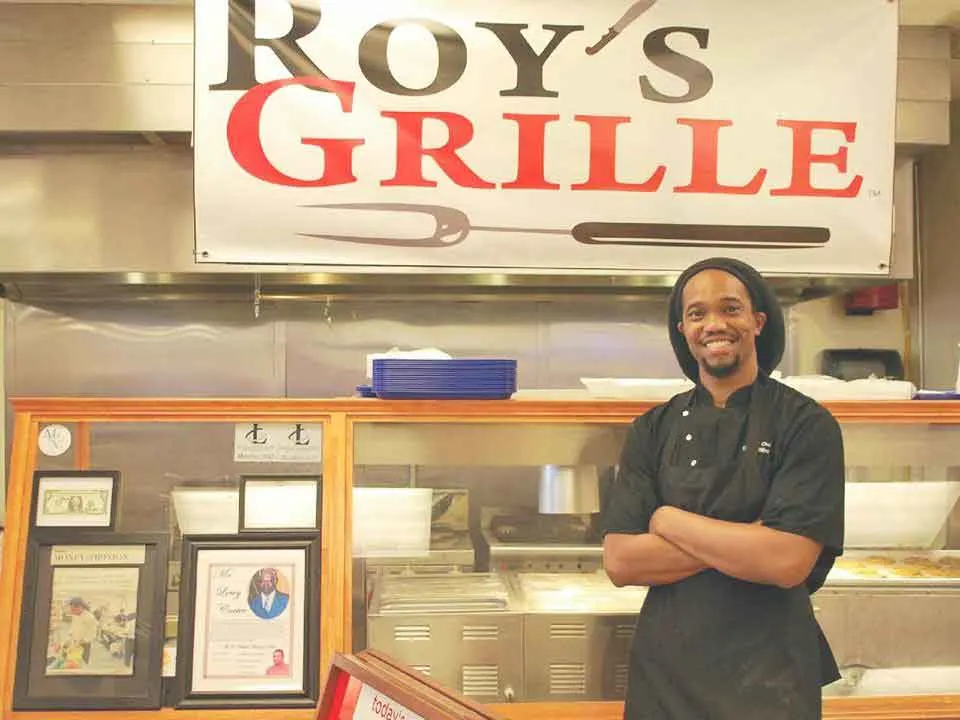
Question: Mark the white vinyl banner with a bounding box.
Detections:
[194,0,899,275]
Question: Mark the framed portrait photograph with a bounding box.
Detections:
[13,533,168,710]
[175,533,320,708]
[32,470,119,529]
[238,475,321,532]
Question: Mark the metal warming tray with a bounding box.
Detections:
[367,573,523,703]
[825,550,960,588]
[516,572,648,614]
[510,572,646,702]
[372,573,512,614]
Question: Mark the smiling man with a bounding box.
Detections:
[602,257,845,720]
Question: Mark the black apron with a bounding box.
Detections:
[624,387,838,720]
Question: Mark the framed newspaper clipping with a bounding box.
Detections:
[13,533,168,710]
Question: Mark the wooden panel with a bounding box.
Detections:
[898,59,951,102]
[0,84,191,133]
[0,5,193,44]
[8,711,316,720]
[0,413,37,718]
[483,696,960,720]
[11,397,960,425]
[896,100,951,147]
[320,414,350,679]
[0,43,191,85]
[898,27,952,60]
[75,421,90,470]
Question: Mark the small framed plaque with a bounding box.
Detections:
[238,475,321,532]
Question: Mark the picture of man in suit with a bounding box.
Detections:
[247,568,289,620]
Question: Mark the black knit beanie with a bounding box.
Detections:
[668,257,785,382]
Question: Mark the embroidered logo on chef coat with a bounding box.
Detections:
[758,441,773,455]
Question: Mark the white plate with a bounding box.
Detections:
[779,375,916,401]
[580,377,694,400]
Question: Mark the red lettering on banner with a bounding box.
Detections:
[226,76,364,187]
[674,118,767,195]
[225,80,863,198]
[380,112,496,189]
[771,121,863,197]
[571,115,667,192]
[502,113,561,190]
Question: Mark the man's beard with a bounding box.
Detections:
[702,355,741,378]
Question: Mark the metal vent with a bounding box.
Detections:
[549,663,587,695]
[462,665,499,697]
[615,623,635,640]
[550,623,587,639]
[393,625,430,641]
[463,625,499,641]
[614,663,629,697]
[412,665,431,677]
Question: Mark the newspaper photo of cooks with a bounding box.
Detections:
[45,567,139,676]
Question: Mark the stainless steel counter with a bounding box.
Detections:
[363,554,960,703]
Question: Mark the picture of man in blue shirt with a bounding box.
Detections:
[247,568,289,620]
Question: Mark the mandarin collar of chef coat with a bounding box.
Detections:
[691,377,760,410]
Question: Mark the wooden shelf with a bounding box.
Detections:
[11,396,960,424]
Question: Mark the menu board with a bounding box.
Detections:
[332,675,424,720]
[318,650,500,720]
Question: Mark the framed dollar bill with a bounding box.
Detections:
[32,470,119,529]
[174,533,321,708]
[13,533,168,710]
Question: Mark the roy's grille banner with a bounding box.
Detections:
[193,0,898,275]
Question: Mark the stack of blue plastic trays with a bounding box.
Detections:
[371,359,518,399]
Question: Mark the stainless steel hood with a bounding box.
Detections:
[0,271,887,308]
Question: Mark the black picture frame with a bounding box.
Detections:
[238,474,322,533]
[13,532,168,711]
[174,533,321,709]
[30,469,120,531]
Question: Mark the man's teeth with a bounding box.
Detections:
[705,339,733,346]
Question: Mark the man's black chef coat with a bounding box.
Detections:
[603,374,845,720]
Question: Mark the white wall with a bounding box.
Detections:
[789,293,909,376]
[0,4,952,143]
[918,102,960,389]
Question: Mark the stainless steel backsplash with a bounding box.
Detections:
[4,297,699,397]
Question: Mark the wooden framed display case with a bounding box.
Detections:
[0,397,959,720]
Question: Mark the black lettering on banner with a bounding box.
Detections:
[639,27,714,103]
[211,0,328,92]
[359,19,468,96]
[475,23,584,98]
